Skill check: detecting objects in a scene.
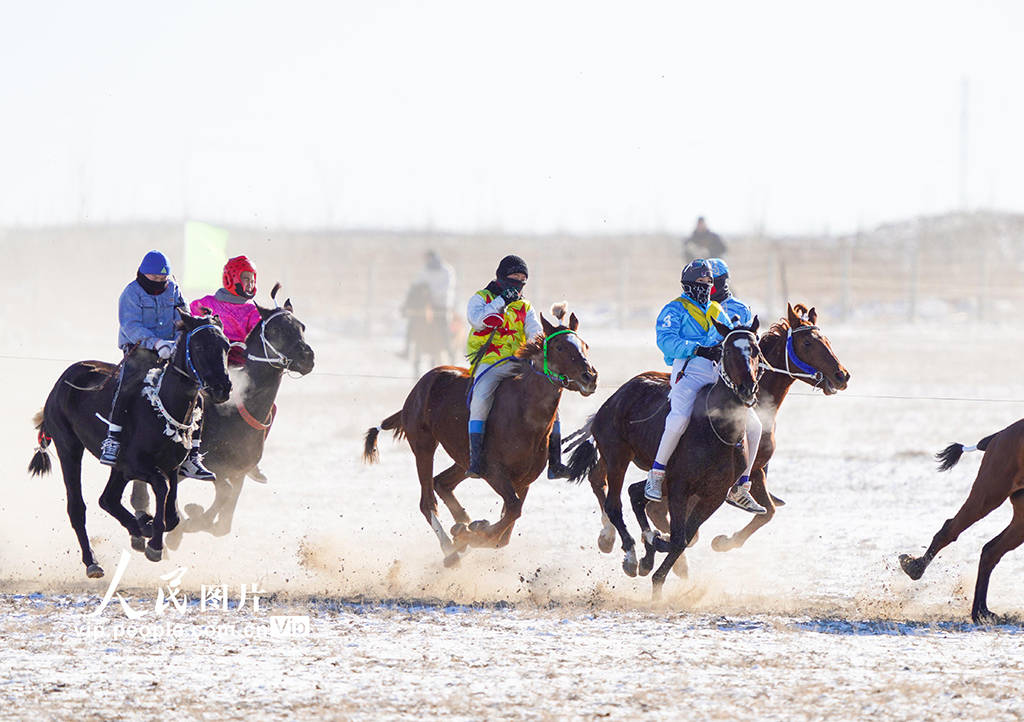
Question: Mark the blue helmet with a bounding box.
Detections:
[707,258,729,278]
[138,250,171,275]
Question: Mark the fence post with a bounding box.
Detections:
[364,256,377,337]
[617,254,630,329]
[908,234,919,322]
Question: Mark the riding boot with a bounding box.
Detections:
[180,444,216,481]
[467,431,486,478]
[546,428,571,480]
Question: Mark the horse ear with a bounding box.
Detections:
[284,298,293,312]
[176,307,197,328]
[807,306,818,324]
[750,315,760,335]
[787,302,799,326]
[712,318,731,338]
[568,312,579,332]
[540,313,555,335]
[255,303,276,321]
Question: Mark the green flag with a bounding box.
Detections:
[183,221,229,293]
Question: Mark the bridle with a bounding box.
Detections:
[717,328,759,408]
[758,324,826,388]
[246,310,300,371]
[531,328,584,389]
[170,323,228,391]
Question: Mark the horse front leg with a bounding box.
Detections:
[711,467,776,552]
[459,477,524,549]
[143,472,170,563]
[97,468,144,544]
[652,494,716,599]
[434,464,471,525]
[129,479,154,539]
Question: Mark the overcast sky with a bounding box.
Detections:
[2,0,1022,234]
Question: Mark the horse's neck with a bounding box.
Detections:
[239,361,284,418]
[758,334,797,420]
[516,360,563,429]
[159,363,201,420]
[706,380,748,442]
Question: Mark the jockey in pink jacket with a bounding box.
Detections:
[190,255,269,483]
[190,256,262,367]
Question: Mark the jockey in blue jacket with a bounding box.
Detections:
[708,257,765,513]
[644,259,766,514]
[99,250,215,480]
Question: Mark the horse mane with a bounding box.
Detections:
[515,334,547,361]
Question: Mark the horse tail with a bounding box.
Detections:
[936,431,998,472]
[363,411,404,464]
[566,435,600,485]
[562,414,595,453]
[28,409,53,477]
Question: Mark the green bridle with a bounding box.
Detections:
[542,328,577,384]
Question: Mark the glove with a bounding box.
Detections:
[499,284,521,303]
[694,344,722,362]
[154,339,175,360]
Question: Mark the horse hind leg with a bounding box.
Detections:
[972,491,1024,623]
[588,458,617,554]
[712,468,775,552]
[900,465,1011,581]
[413,440,460,566]
[434,464,470,525]
[55,439,104,578]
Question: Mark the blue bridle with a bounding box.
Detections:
[785,326,820,376]
[181,323,227,390]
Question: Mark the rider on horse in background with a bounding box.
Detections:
[643,258,766,514]
[400,249,456,359]
[99,250,215,481]
[708,257,766,513]
[466,255,571,480]
[189,255,268,483]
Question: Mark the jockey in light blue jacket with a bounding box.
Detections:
[645,259,732,503]
[708,257,765,513]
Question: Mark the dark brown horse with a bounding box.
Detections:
[565,318,761,596]
[28,310,232,577]
[134,286,315,550]
[568,304,850,560]
[900,425,1024,623]
[363,309,598,567]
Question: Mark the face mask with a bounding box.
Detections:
[137,272,168,296]
[503,278,526,293]
[682,281,711,306]
[711,275,730,303]
[234,282,256,300]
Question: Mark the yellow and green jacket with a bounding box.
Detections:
[466,288,543,367]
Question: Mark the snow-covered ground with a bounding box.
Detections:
[4,302,1024,719]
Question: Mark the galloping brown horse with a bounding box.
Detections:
[565,318,761,596]
[567,304,850,568]
[363,309,598,567]
[900,424,1024,623]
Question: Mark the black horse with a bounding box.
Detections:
[28,309,232,577]
[135,286,315,547]
[567,319,762,598]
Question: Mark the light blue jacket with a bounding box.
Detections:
[720,296,755,328]
[117,279,185,351]
[655,294,731,366]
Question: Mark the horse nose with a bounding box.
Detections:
[836,369,850,385]
[582,370,596,384]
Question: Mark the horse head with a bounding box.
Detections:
[247,283,315,375]
[712,316,761,407]
[176,308,232,403]
[779,303,850,395]
[537,307,598,396]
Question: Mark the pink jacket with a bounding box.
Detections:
[191,292,262,367]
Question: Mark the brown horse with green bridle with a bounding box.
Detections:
[363,309,598,567]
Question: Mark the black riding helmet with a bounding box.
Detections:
[495,255,528,293]
[680,258,713,306]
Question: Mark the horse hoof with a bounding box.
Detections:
[899,554,925,581]
[598,530,616,554]
[622,550,638,577]
[86,564,104,579]
[443,552,461,568]
[451,522,467,537]
[638,556,655,577]
[711,535,734,553]
[973,608,999,625]
[130,535,146,552]
[144,545,163,563]
[468,519,489,532]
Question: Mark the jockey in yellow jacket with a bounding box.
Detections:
[465,255,570,479]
